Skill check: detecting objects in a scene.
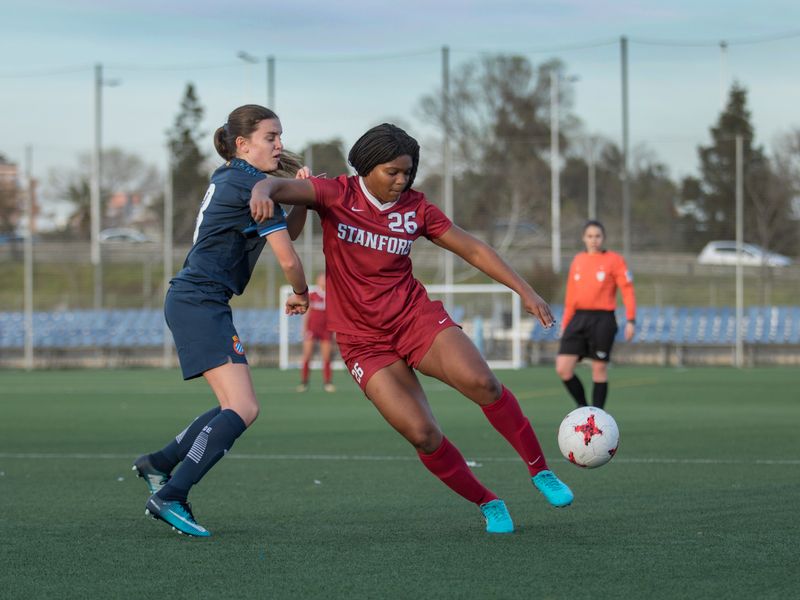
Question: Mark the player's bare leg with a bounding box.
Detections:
[298,338,314,392]
[203,361,259,426]
[416,326,500,406]
[321,339,335,392]
[364,361,510,532]
[418,327,573,508]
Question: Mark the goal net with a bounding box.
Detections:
[278,283,526,370]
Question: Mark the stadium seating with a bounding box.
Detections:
[1,306,799,349]
[528,305,800,345]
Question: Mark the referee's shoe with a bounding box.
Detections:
[145,494,211,537]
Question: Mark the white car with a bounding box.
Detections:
[697,240,792,267]
[99,228,153,243]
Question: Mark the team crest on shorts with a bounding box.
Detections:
[232,335,245,355]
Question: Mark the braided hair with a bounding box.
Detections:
[347,123,419,191]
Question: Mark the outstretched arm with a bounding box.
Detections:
[265,229,309,315]
[284,166,311,240]
[432,224,555,328]
[251,178,316,223]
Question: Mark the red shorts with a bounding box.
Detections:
[304,328,332,342]
[336,299,458,392]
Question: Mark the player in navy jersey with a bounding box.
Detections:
[132,105,310,537]
[248,123,574,534]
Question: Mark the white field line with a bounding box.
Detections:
[0,452,797,466]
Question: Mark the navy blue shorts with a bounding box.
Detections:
[164,281,248,380]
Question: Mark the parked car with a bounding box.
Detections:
[697,240,792,267]
[99,228,153,243]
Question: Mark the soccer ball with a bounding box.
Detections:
[557,406,619,468]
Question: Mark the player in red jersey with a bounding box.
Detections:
[556,220,636,409]
[297,272,336,393]
[249,123,573,534]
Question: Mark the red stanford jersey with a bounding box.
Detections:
[306,289,327,332]
[310,175,452,335]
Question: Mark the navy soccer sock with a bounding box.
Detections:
[157,409,247,502]
[149,406,221,474]
[592,382,609,409]
[563,375,587,407]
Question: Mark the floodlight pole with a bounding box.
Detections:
[442,45,454,310]
[267,55,275,109]
[91,63,103,310]
[24,145,34,370]
[587,137,597,220]
[162,154,174,369]
[620,36,631,259]
[734,135,744,368]
[550,70,561,274]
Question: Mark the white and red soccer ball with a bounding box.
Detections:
[558,406,619,468]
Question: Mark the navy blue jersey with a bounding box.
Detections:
[171,158,288,295]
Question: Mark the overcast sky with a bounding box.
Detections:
[2,0,800,210]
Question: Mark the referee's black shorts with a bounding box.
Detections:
[558,310,618,362]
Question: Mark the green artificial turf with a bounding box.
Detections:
[0,366,797,599]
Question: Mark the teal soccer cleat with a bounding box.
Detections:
[145,494,211,537]
[479,499,514,534]
[132,454,170,494]
[532,470,574,508]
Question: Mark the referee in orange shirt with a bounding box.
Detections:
[555,220,636,409]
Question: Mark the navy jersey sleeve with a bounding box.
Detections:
[242,205,288,238]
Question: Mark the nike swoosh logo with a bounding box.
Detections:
[528,456,542,466]
[351,207,364,212]
[438,318,448,324]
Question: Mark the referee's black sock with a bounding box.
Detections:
[562,375,587,407]
[592,382,608,409]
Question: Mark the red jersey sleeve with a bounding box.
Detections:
[613,254,636,322]
[562,258,578,330]
[421,198,453,240]
[309,175,347,217]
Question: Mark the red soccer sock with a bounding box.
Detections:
[323,360,332,384]
[481,386,549,476]
[301,361,310,384]
[417,437,497,506]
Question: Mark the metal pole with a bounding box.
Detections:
[23,145,34,370]
[442,45,454,309]
[303,146,314,283]
[620,36,631,259]
[550,70,561,274]
[91,63,103,309]
[587,137,597,220]
[719,41,729,108]
[735,134,744,368]
[267,55,275,109]
[162,156,174,368]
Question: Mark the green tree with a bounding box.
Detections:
[166,83,208,243]
[418,55,580,249]
[695,83,784,249]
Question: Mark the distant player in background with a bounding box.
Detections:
[248,123,574,535]
[132,105,310,537]
[297,271,336,393]
[555,220,636,409]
